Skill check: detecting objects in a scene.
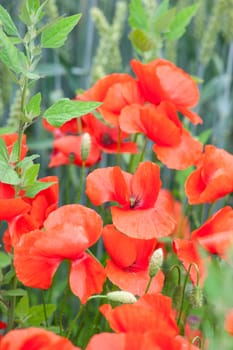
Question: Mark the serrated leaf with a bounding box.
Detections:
[129,0,148,30]
[9,140,20,163]
[129,29,155,52]
[18,154,40,169]
[24,180,55,198]
[0,5,20,37]
[44,99,101,127]
[22,163,40,186]
[19,0,42,25]
[153,0,170,20]
[0,138,9,163]
[0,29,20,73]
[26,92,41,118]
[3,289,27,297]
[165,3,199,40]
[0,251,11,268]
[41,14,81,48]
[15,295,30,319]
[0,161,20,185]
[153,8,176,33]
[28,304,56,326]
[1,269,15,285]
[0,300,8,314]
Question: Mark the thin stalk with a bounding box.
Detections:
[145,276,153,294]
[177,263,200,327]
[59,282,70,335]
[66,304,84,339]
[6,274,17,331]
[41,290,48,327]
[76,161,86,203]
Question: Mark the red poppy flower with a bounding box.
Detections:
[131,58,202,124]
[119,102,202,169]
[173,239,207,285]
[86,161,176,239]
[87,294,199,350]
[191,206,233,259]
[225,309,233,336]
[100,293,178,335]
[0,327,80,349]
[185,145,233,204]
[78,73,145,126]
[82,113,137,154]
[14,204,106,304]
[153,129,203,170]
[3,176,59,252]
[86,331,194,350]
[0,182,30,221]
[48,134,101,167]
[102,224,164,295]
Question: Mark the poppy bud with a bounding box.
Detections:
[172,285,183,310]
[189,286,204,309]
[107,291,137,304]
[149,248,164,277]
[81,132,91,162]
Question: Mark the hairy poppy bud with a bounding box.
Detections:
[107,291,137,304]
[189,286,204,309]
[149,248,164,277]
[81,132,91,161]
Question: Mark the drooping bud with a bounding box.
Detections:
[149,248,164,278]
[80,132,91,162]
[106,291,137,304]
[188,286,204,309]
[172,285,183,310]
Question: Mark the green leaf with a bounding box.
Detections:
[22,163,40,186]
[198,128,212,145]
[0,251,11,268]
[15,295,30,319]
[17,154,40,169]
[0,161,20,185]
[153,0,170,20]
[44,99,101,127]
[26,92,41,118]
[0,29,20,73]
[1,269,15,285]
[28,304,56,326]
[0,138,9,163]
[24,181,55,198]
[129,29,155,52]
[129,0,148,30]
[9,140,20,163]
[2,289,27,297]
[153,8,176,33]
[0,300,8,314]
[0,5,20,37]
[19,0,44,25]
[41,14,82,48]
[165,3,199,40]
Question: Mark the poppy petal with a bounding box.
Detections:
[69,253,106,304]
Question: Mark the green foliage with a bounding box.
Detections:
[128,0,199,58]
[44,99,101,127]
[41,14,82,48]
[0,5,20,37]
[0,252,12,268]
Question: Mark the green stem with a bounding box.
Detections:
[176,263,200,327]
[41,290,48,327]
[7,274,17,331]
[116,127,121,167]
[59,281,70,335]
[66,304,84,339]
[145,276,153,294]
[76,161,86,203]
